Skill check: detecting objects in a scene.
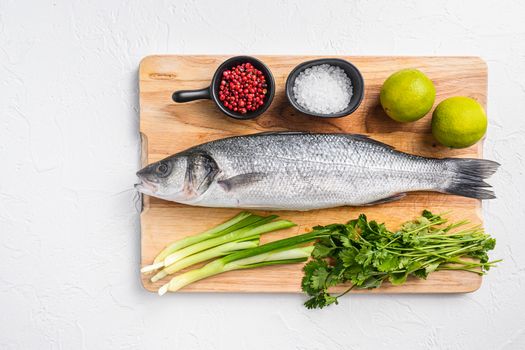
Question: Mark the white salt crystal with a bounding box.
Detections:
[292,64,353,114]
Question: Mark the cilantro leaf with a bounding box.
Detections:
[301,210,499,309]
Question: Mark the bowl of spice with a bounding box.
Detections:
[172,56,275,120]
[285,58,364,118]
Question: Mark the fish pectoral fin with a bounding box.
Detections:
[218,172,266,192]
[364,193,407,206]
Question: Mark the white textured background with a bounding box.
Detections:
[1,0,524,349]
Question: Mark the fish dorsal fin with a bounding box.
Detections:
[348,134,395,150]
[253,131,307,136]
[252,132,395,151]
[363,193,406,206]
[218,172,266,192]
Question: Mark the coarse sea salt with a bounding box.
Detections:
[292,64,353,114]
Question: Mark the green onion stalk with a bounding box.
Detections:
[161,216,287,267]
[151,238,260,282]
[155,212,253,260]
[158,229,331,295]
[141,212,271,273]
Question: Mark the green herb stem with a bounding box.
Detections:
[150,238,260,283]
[153,211,254,264]
[162,217,290,266]
[159,245,314,295]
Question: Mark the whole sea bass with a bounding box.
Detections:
[135,132,499,211]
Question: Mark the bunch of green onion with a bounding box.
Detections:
[141,212,327,295]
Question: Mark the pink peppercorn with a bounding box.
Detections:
[218,62,268,114]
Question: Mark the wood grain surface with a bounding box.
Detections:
[139,55,487,293]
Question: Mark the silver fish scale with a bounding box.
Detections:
[190,133,447,210]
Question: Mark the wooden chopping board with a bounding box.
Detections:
[139,55,487,293]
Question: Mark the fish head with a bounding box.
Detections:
[135,155,188,200]
[135,151,220,202]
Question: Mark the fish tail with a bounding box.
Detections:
[442,158,500,199]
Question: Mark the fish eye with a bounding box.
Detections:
[156,162,170,177]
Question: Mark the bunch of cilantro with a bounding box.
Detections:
[302,210,499,309]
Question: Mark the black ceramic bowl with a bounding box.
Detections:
[285,58,365,118]
[172,56,275,120]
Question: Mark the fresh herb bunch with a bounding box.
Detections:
[302,210,500,309]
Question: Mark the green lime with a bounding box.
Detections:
[431,96,487,148]
[380,68,436,122]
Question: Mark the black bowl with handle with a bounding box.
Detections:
[285,58,365,118]
[172,56,275,120]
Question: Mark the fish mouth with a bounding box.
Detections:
[134,178,158,194]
